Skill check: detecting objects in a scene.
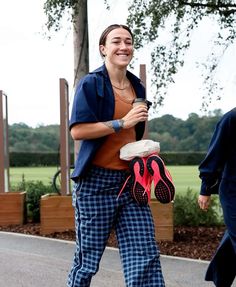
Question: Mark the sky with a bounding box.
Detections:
[0,0,235,127]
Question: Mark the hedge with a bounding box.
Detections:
[160,152,206,165]
[9,152,206,167]
[9,152,74,167]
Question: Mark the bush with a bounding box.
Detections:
[11,178,55,222]
[174,188,224,226]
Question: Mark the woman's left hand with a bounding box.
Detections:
[122,105,148,129]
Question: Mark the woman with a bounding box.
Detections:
[67,24,165,287]
[198,108,236,287]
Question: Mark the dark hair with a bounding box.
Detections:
[99,24,134,57]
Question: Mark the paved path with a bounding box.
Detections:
[0,232,235,287]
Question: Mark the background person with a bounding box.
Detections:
[67,24,165,287]
[198,107,236,287]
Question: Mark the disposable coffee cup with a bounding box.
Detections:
[132,98,147,108]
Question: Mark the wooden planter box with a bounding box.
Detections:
[0,191,26,226]
[40,194,74,235]
[150,199,174,241]
[40,194,173,241]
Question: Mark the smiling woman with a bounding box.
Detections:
[99,24,134,70]
[67,24,166,287]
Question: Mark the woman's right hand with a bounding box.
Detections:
[198,195,211,211]
[122,105,148,129]
[71,104,148,140]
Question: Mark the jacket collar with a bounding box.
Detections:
[91,64,145,99]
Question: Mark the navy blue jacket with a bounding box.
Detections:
[199,108,236,196]
[199,108,236,285]
[69,64,146,180]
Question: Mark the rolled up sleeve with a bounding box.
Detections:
[69,76,99,129]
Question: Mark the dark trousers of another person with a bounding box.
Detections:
[207,182,236,287]
[205,231,236,287]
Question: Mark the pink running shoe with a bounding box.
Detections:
[128,156,151,206]
[146,154,175,204]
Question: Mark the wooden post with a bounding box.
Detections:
[139,64,148,139]
[139,64,146,88]
[0,91,9,193]
[59,79,71,195]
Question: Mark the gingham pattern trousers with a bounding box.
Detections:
[67,166,165,287]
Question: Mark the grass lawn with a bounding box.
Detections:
[10,166,59,186]
[168,165,201,195]
[9,165,201,195]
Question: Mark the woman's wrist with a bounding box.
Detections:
[112,119,124,133]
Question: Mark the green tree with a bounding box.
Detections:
[147,110,221,151]
[148,114,183,135]
[43,0,89,86]
[127,0,236,109]
[9,110,222,153]
[43,0,94,162]
[43,1,236,112]
[9,124,60,152]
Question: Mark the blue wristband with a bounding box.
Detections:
[112,120,124,133]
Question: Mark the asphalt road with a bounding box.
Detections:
[0,232,235,287]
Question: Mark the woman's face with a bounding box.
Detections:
[100,28,133,68]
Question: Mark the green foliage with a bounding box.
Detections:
[9,123,74,154]
[9,151,204,167]
[8,110,223,155]
[43,0,110,31]
[174,188,223,226]
[148,110,222,152]
[10,152,74,167]
[160,152,206,165]
[43,0,77,31]
[43,0,236,111]
[9,123,60,153]
[127,0,236,109]
[12,179,55,222]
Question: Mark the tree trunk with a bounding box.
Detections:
[73,0,89,162]
[73,0,89,87]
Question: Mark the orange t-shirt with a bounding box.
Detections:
[92,87,136,170]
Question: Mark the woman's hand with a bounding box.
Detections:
[198,195,211,211]
[122,105,148,129]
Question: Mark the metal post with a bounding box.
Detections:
[59,79,71,195]
[0,91,9,193]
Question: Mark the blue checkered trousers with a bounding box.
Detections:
[67,165,165,287]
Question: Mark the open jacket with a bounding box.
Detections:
[69,64,146,180]
[199,108,236,286]
[199,108,236,196]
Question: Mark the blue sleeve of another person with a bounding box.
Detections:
[199,111,231,195]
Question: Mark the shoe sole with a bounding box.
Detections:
[147,155,175,203]
[129,157,149,206]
